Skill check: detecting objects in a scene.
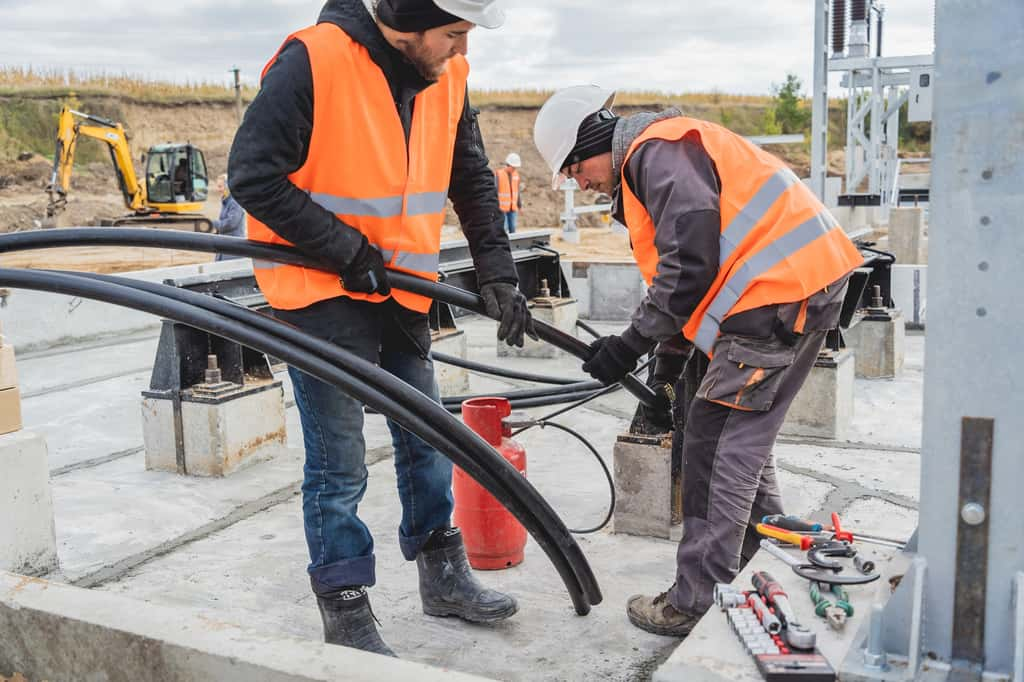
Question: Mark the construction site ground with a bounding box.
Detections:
[15,297,924,680]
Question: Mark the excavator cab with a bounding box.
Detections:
[144,144,209,209]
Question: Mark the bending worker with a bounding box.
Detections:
[534,86,863,637]
[495,152,523,233]
[228,0,534,657]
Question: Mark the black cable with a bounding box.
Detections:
[575,319,602,340]
[0,229,658,409]
[429,351,582,385]
[856,243,897,265]
[5,268,600,614]
[441,380,604,404]
[536,421,615,535]
[442,389,611,412]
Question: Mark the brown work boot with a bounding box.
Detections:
[626,591,701,637]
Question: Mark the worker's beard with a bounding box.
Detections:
[397,35,450,81]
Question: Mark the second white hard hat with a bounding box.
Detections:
[534,85,616,189]
[504,152,522,168]
[433,0,505,29]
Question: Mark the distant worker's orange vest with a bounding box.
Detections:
[247,23,468,312]
[620,117,863,356]
[496,167,520,213]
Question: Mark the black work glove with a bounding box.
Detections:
[340,241,391,295]
[581,335,642,386]
[481,282,538,348]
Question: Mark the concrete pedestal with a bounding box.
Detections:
[889,207,927,264]
[498,297,578,359]
[142,379,287,477]
[0,430,58,576]
[843,310,905,379]
[612,433,682,541]
[432,327,470,396]
[0,332,21,435]
[780,348,855,440]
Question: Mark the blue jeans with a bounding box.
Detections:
[275,297,454,593]
[503,211,517,233]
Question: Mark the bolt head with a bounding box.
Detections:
[961,503,986,526]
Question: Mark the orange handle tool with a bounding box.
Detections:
[756,523,815,550]
[831,512,854,543]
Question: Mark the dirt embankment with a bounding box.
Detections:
[0,96,841,271]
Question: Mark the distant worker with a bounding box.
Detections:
[211,174,245,261]
[172,157,190,198]
[228,0,533,659]
[495,152,523,233]
[534,85,863,638]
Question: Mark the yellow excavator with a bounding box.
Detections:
[45,106,213,231]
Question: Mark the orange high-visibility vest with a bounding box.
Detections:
[620,117,863,356]
[247,23,468,312]
[496,167,519,213]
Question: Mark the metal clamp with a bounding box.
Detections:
[793,563,881,585]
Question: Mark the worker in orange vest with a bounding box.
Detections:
[229,0,533,657]
[495,152,523,233]
[535,86,864,638]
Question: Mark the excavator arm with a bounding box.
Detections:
[46,106,146,218]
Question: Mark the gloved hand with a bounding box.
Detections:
[642,382,676,432]
[481,282,538,348]
[340,241,391,295]
[582,334,644,385]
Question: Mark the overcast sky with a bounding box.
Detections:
[0,0,935,95]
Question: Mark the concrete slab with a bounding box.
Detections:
[0,430,57,576]
[0,572,486,682]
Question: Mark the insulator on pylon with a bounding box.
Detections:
[832,0,847,56]
[851,0,868,21]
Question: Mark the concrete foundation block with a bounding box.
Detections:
[889,207,927,264]
[612,433,682,541]
[142,380,287,477]
[843,310,906,378]
[0,431,58,576]
[433,327,470,396]
[781,348,855,440]
[0,343,16,391]
[498,297,578,359]
[831,205,882,236]
[0,387,21,435]
[584,262,645,320]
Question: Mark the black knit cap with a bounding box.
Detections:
[562,109,619,170]
[376,0,463,32]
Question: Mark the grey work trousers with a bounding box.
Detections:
[668,278,848,614]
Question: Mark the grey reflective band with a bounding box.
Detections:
[253,258,277,271]
[393,251,440,272]
[694,212,838,353]
[406,190,449,216]
[309,192,403,218]
[719,168,800,267]
[309,190,450,219]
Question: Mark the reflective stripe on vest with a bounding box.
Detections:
[620,116,863,357]
[245,22,467,312]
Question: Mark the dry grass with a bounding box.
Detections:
[470,88,774,108]
[0,67,257,103]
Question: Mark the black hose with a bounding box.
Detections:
[442,389,611,412]
[0,229,657,408]
[857,243,897,265]
[4,268,600,614]
[537,421,615,535]
[441,380,604,404]
[429,351,582,386]
[575,319,602,340]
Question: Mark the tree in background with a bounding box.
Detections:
[770,73,812,135]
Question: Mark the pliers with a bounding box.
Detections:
[809,581,854,631]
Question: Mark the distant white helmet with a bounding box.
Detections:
[433,0,505,29]
[504,152,522,168]
[534,85,616,189]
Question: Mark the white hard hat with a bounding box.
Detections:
[504,152,522,168]
[534,85,616,189]
[433,0,505,29]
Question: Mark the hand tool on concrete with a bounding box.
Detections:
[756,524,829,550]
[714,583,749,610]
[853,554,875,574]
[767,513,907,548]
[748,593,783,634]
[809,581,853,631]
[751,570,816,651]
[792,563,882,585]
[725,604,837,680]
[760,539,803,567]
[726,606,784,656]
[807,540,857,571]
[763,514,823,532]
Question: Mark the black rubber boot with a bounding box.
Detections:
[315,586,397,657]
[416,527,519,623]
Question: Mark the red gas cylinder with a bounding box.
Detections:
[454,397,527,570]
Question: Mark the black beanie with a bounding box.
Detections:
[562,109,619,169]
[376,0,462,32]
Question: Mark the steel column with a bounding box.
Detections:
[810,0,830,200]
